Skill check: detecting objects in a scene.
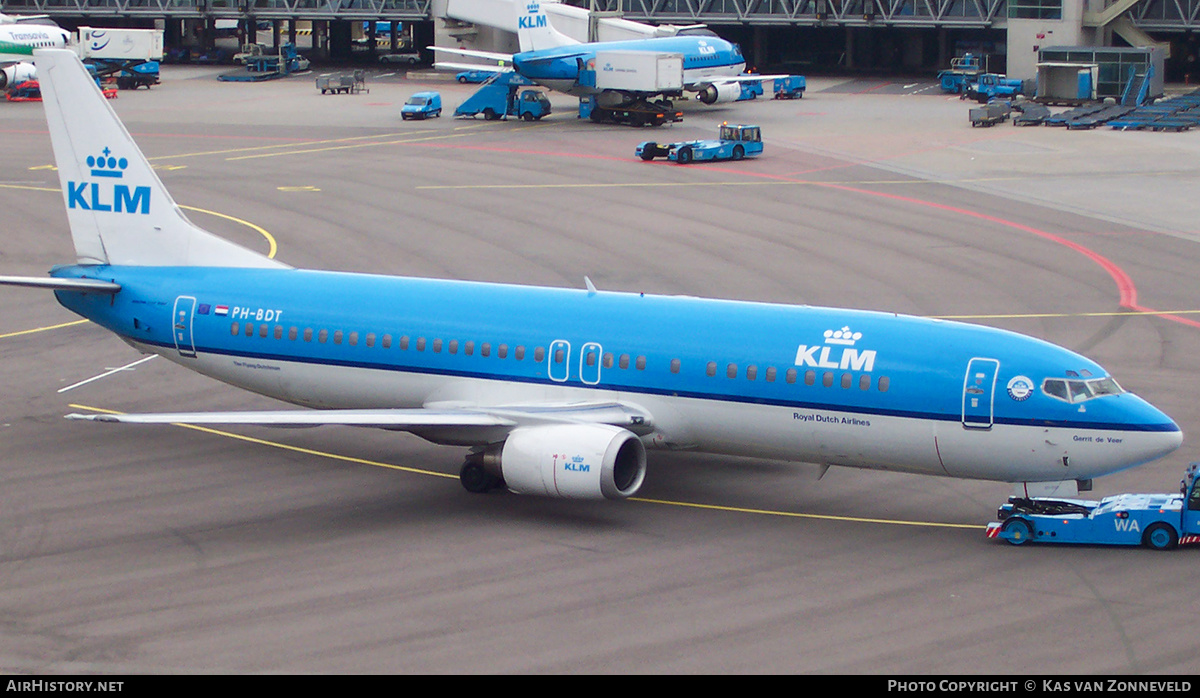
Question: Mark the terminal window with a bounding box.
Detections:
[1009,0,1062,19]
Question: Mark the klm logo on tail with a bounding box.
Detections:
[67,147,151,215]
[519,2,548,29]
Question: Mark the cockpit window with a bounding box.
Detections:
[1042,376,1125,404]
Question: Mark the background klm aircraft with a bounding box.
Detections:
[0,49,1183,503]
[435,1,771,106]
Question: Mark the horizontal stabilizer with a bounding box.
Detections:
[0,275,121,293]
[429,46,514,63]
[434,61,513,74]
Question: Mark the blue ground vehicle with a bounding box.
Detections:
[636,123,763,164]
[964,73,1025,103]
[773,75,806,99]
[456,70,494,84]
[401,91,442,120]
[455,72,551,121]
[987,463,1200,550]
[937,53,984,94]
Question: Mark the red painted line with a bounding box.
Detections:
[854,82,894,95]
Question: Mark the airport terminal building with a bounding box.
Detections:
[2,0,1199,80]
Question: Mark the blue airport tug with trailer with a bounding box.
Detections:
[636,123,763,163]
[987,463,1200,550]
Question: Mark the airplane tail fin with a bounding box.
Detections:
[515,1,578,52]
[33,49,285,269]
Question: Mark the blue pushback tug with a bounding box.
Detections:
[988,463,1200,550]
[636,123,763,164]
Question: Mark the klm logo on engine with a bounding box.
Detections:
[563,455,590,472]
[519,3,547,29]
[795,326,877,372]
[66,147,150,215]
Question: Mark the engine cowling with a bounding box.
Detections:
[488,424,646,500]
[0,62,36,90]
[696,82,741,105]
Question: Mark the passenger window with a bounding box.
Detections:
[498,344,508,359]
[289,327,298,341]
[481,342,491,357]
[805,370,815,386]
[670,358,680,374]
[619,354,630,369]
[604,353,615,369]
[727,363,737,379]
[348,331,358,346]
[841,373,852,389]
[746,365,757,381]
[822,372,834,388]
[319,329,328,343]
[433,339,442,353]
[333,330,343,345]
[859,375,871,390]
[878,376,890,392]
[366,333,375,347]
[448,339,458,354]
[274,325,283,340]
[786,368,797,384]
[304,328,313,342]
[707,361,717,377]
[516,346,526,360]
[765,366,776,382]
[535,347,545,362]
[636,356,646,370]
[554,348,565,364]
[230,322,239,336]
[245,324,254,337]
[464,341,474,356]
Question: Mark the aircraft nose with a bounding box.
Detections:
[1133,401,1183,463]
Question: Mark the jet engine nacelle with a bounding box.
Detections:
[697,82,741,105]
[0,61,36,90]
[491,424,647,500]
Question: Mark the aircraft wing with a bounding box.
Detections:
[67,401,654,439]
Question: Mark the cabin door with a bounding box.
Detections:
[961,358,1000,429]
[172,295,197,358]
[548,339,571,382]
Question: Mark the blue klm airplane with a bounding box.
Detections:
[434,1,767,106]
[0,49,1183,502]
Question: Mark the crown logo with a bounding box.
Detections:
[823,326,862,346]
[527,2,540,12]
[87,148,127,179]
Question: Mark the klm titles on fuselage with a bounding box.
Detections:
[519,4,547,29]
[66,149,150,215]
[794,326,877,372]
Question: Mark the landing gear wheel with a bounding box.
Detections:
[732,144,745,161]
[460,461,502,494]
[676,146,693,164]
[1143,522,1178,550]
[1001,517,1033,545]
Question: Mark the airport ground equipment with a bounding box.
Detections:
[455,72,550,121]
[233,44,267,65]
[316,70,368,95]
[579,94,682,126]
[738,79,763,101]
[969,102,1010,127]
[963,73,1025,103]
[1109,89,1200,131]
[1012,102,1051,126]
[636,123,763,163]
[772,76,806,99]
[937,53,983,94]
[217,43,308,82]
[77,27,163,90]
[572,50,686,126]
[402,91,442,120]
[987,463,1200,549]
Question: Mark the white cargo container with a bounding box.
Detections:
[77,27,164,61]
[593,51,683,93]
